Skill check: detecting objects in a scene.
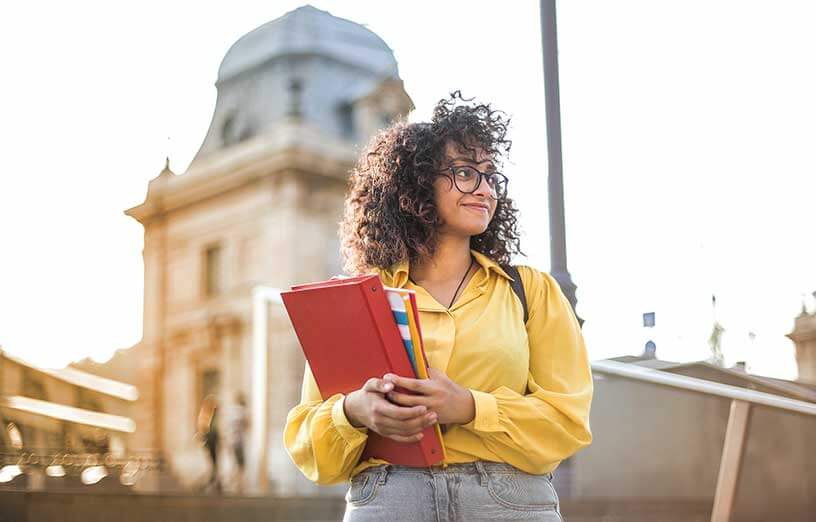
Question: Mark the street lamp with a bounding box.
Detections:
[0,464,22,483]
[80,465,108,485]
[45,455,66,478]
[80,454,108,485]
[540,0,582,324]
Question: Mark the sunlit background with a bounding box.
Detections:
[2,0,814,378]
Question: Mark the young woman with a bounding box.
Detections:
[284,93,593,521]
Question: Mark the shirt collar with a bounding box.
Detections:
[471,250,515,281]
[382,249,514,288]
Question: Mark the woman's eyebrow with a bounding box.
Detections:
[451,156,496,169]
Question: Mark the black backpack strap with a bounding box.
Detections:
[501,264,528,324]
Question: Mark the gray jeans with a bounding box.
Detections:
[343,461,562,522]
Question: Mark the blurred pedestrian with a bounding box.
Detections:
[229,392,249,494]
[196,394,221,494]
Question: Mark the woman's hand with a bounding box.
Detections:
[383,368,476,426]
[343,377,439,443]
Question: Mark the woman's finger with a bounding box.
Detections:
[383,373,429,393]
[386,432,424,443]
[373,398,427,420]
[386,391,425,407]
[363,377,394,394]
[375,411,438,436]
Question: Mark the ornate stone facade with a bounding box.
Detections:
[82,6,413,495]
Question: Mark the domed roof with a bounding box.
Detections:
[217,5,399,83]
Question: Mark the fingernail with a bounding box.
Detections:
[384,383,393,391]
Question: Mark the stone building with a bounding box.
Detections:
[0,348,139,491]
[75,5,413,495]
[788,306,816,384]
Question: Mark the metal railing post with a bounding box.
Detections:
[711,400,752,522]
[592,360,816,520]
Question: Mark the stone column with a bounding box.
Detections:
[788,313,816,384]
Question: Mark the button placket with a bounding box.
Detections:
[436,312,457,374]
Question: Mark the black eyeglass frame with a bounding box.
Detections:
[437,165,509,200]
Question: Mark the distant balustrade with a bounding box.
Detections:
[592,359,816,522]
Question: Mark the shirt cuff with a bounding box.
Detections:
[331,394,369,444]
[461,389,502,432]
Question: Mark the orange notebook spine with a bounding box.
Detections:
[403,292,447,461]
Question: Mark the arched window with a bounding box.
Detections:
[221,114,237,146]
[338,103,355,139]
[221,113,254,146]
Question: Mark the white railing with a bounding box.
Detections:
[591,359,816,522]
[0,396,136,433]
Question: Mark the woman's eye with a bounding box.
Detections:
[454,168,474,179]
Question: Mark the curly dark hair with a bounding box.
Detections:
[339,91,523,275]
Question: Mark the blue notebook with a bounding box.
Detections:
[385,288,418,376]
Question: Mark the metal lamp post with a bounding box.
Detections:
[540,0,582,325]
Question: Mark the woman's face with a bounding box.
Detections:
[433,141,498,238]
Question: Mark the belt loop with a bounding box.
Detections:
[474,461,488,487]
[380,464,392,485]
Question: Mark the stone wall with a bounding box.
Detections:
[0,491,722,522]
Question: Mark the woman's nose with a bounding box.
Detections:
[472,174,492,198]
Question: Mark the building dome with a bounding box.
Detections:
[217,5,398,83]
[189,5,411,167]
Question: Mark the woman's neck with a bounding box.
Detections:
[410,235,473,285]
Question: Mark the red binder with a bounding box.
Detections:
[281,274,444,467]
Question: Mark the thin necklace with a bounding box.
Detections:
[409,256,475,309]
[448,257,474,308]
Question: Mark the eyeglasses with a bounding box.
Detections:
[438,165,509,200]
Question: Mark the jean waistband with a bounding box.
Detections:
[363,461,554,480]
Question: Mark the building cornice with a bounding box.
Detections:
[0,351,138,402]
[126,120,356,225]
[788,314,816,343]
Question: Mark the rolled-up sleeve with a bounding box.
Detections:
[283,363,369,485]
[461,267,593,474]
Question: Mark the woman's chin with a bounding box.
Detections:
[441,218,491,238]
[471,217,492,233]
[461,222,490,237]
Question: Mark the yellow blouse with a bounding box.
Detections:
[283,250,593,485]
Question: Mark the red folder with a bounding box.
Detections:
[281,274,444,467]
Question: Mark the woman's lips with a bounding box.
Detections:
[462,204,489,214]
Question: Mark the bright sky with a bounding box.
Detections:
[1,1,813,378]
